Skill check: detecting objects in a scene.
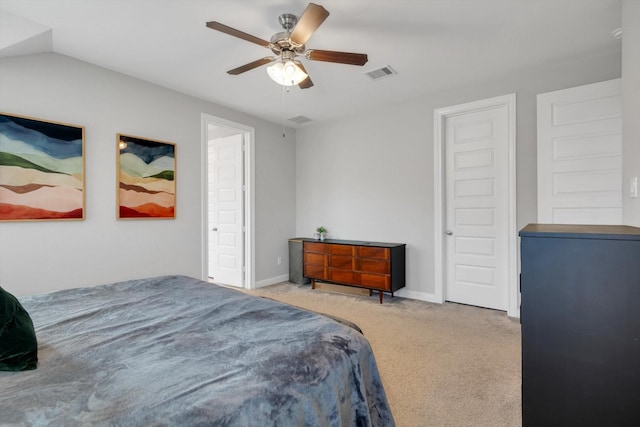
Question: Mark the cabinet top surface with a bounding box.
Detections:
[520,224,640,240]
[299,238,405,248]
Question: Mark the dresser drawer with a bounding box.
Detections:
[304,252,326,266]
[360,273,390,290]
[304,264,326,280]
[304,242,328,254]
[329,255,355,269]
[330,244,355,256]
[359,246,390,260]
[329,268,358,284]
[359,258,390,274]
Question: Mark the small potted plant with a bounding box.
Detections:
[315,226,327,241]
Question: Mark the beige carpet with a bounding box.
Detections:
[244,282,522,427]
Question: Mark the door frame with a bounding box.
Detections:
[201,113,255,289]
[433,93,519,317]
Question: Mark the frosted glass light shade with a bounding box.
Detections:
[267,60,308,86]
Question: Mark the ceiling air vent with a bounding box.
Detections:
[365,65,397,81]
[286,115,312,124]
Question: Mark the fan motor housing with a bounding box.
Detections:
[270,32,305,55]
[270,13,306,55]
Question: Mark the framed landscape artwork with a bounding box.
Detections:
[117,134,176,219]
[0,112,85,222]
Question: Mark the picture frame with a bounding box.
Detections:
[117,133,176,219]
[0,112,85,222]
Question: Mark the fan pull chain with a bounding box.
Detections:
[281,83,287,138]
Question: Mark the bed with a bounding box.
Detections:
[0,275,394,426]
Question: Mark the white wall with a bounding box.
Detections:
[254,127,297,285]
[0,53,296,296]
[296,48,622,298]
[622,0,640,226]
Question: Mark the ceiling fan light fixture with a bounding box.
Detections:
[267,60,308,86]
[207,3,367,89]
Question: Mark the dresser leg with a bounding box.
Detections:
[379,292,383,304]
[311,279,316,289]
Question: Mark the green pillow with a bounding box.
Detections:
[0,286,38,371]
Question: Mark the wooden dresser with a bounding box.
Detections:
[302,238,406,303]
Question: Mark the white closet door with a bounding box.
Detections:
[208,134,244,286]
[444,98,513,311]
[537,79,622,224]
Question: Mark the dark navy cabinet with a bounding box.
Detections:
[519,224,640,427]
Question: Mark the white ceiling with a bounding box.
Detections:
[0,0,622,127]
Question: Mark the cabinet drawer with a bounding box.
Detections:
[359,246,390,260]
[359,258,390,274]
[304,242,328,253]
[304,264,326,280]
[330,255,355,269]
[360,273,390,290]
[330,244,355,256]
[304,252,326,266]
[329,268,358,284]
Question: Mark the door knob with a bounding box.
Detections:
[212,227,218,231]
[445,230,453,235]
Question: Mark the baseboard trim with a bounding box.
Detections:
[395,288,443,304]
[255,274,289,289]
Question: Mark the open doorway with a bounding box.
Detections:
[201,114,255,289]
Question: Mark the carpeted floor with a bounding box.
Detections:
[244,282,522,427]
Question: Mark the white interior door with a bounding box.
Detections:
[208,133,244,286]
[444,101,512,311]
[537,79,622,224]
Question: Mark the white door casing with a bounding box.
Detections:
[434,94,518,316]
[208,134,244,286]
[537,79,622,224]
[201,114,255,290]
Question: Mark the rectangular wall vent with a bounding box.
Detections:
[286,115,312,124]
[365,65,398,81]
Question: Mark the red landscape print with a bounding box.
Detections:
[117,134,175,219]
[0,113,85,221]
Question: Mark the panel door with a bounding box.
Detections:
[208,134,244,286]
[445,105,509,310]
[537,79,622,224]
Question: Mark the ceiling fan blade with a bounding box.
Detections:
[296,62,314,89]
[289,3,330,46]
[306,49,368,66]
[206,21,271,48]
[227,57,276,75]
[298,76,314,89]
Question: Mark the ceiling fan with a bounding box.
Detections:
[206,3,368,89]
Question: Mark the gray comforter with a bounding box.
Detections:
[0,275,394,426]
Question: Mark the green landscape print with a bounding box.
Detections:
[118,134,175,219]
[0,113,84,221]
